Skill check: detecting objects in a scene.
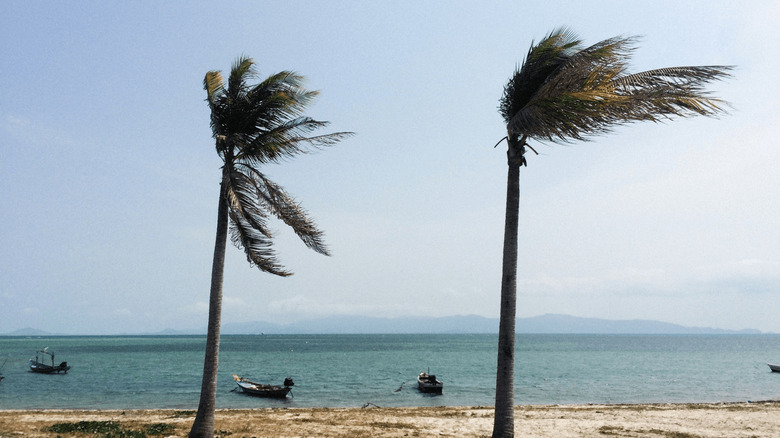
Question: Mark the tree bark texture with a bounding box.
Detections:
[492,137,522,438]
[189,173,229,438]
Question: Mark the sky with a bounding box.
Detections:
[1,1,778,335]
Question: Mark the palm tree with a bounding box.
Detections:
[189,56,352,438]
[492,28,732,437]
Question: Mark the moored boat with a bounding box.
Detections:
[29,347,71,374]
[769,364,780,373]
[232,374,294,398]
[417,371,443,394]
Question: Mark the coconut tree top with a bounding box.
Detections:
[499,27,733,144]
[203,56,352,276]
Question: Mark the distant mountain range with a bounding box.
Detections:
[4,314,765,336]
[220,314,764,335]
[513,314,763,335]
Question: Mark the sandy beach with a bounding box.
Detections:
[2,402,779,437]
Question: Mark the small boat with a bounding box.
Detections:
[769,364,780,373]
[29,347,71,374]
[417,370,443,394]
[232,374,294,398]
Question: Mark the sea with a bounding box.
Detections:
[1,334,779,410]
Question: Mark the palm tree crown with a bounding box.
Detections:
[204,56,352,276]
[500,27,732,143]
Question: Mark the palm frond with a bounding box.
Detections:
[253,71,315,105]
[611,65,733,119]
[228,56,256,100]
[613,66,732,89]
[204,71,227,145]
[235,165,330,256]
[501,28,733,143]
[226,170,270,234]
[499,27,582,125]
[238,117,353,163]
[225,169,292,276]
[203,71,224,104]
[228,208,292,277]
[247,74,322,135]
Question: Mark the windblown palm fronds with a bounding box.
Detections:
[500,27,733,143]
[205,56,352,276]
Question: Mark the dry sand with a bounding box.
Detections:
[1,402,779,437]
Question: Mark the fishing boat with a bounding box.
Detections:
[232,374,294,398]
[417,370,443,394]
[29,347,71,374]
[769,364,780,373]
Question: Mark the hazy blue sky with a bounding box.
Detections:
[2,1,778,334]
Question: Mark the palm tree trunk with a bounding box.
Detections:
[189,172,230,438]
[492,136,522,438]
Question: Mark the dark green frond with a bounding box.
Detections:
[238,117,354,163]
[499,27,582,125]
[255,71,311,102]
[228,56,256,99]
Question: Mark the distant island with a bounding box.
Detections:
[4,314,765,336]
[4,327,53,336]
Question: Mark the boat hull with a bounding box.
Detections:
[236,381,292,398]
[417,382,443,394]
[29,360,71,374]
[769,364,780,373]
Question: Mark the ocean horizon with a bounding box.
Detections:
[2,313,768,337]
[1,334,779,410]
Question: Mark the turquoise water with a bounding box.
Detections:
[1,334,779,410]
